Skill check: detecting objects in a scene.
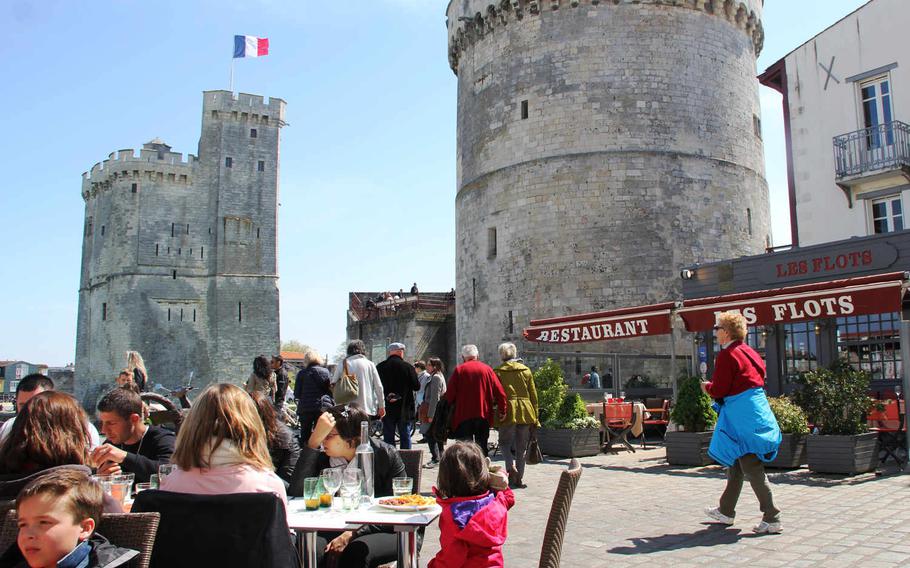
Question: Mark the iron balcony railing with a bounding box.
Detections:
[834,120,910,179]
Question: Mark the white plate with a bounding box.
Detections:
[375,499,435,512]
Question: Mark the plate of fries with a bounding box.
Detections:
[376,494,436,511]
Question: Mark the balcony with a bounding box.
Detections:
[834,121,910,195]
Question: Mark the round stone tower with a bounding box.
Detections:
[446,0,770,365]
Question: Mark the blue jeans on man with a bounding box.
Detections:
[382,415,413,449]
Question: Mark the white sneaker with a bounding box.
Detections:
[704,507,735,525]
[753,521,783,534]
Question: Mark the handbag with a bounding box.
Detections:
[526,428,542,465]
[333,359,359,405]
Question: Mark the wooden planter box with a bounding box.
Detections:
[665,431,714,466]
[536,427,601,458]
[766,433,808,469]
[807,432,879,475]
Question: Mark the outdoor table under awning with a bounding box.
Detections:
[523,302,678,344]
[677,271,910,331]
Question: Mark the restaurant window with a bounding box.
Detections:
[783,321,819,381]
[871,196,903,234]
[836,312,902,384]
[745,326,767,359]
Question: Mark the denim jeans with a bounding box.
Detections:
[382,416,413,449]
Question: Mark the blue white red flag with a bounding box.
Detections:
[234,35,269,58]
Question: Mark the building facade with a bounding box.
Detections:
[446,0,772,385]
[346,292,457,375]
[75,91,285,408]
[0,361,48,394]
[760,0,910,247]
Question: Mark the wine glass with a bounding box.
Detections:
[321,468,343,511]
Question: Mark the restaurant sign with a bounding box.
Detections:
[524,309,673,344]
[679,280,905,331]
[759,242,898,285]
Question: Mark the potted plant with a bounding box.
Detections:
[534,359,601,458]
[791,360,878,475]
[766,396,809,469]
[665,376,717,466]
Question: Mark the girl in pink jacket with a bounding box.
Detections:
[429,442,514,568]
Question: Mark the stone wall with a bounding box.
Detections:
[75,91,285,409]
[347,313,457,377]
[447,0,771,364]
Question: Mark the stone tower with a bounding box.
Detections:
[446,0,771,364]
[75,91,285,407]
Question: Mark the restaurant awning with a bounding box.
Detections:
[678,271,909,332]
[523,302,678,344]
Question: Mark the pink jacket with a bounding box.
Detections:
[428,488,515,568]
[161,464,288,507]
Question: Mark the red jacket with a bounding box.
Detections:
[706,340,766,399]
[445,360,508,429]
[428,488,515,568]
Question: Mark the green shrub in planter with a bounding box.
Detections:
[547,392,600,430]
[670,376,717,432]
[768,397,809,435]
[533,358,568,426]
[791,360,871,435]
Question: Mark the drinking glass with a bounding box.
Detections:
[149,474,160,490]
[158,464,177,484]
[134,482,152,495]
[392,477,413,496]
[339,485,360,512]
[109,479,132,506]
[303,477,321,511]
[342,468,364,507]
[321,468,342,510]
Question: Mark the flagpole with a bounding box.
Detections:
[230,58,235,92]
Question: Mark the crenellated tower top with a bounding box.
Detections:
[445,0,765,74]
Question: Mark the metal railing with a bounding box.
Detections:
[833,120,910,179]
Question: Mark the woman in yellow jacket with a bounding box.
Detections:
[493,342,539,489]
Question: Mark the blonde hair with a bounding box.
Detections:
[172,383,273,472]
[716,311,748,342]
[126,351,147,380]
[498,342,517,362]
[303,350,325,367]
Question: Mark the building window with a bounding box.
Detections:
[250,128,258,138]
[172,270,177,279]
[200,246,204,259]
[753,114,762,139]
[872,196,903,234]
[837,312,901,388]
[860,77,894,148]
[238,301,243,322]
[747,208,752,236]
[85,217,93,237]
[783,321,819,382]
[131,183,138,193]
[257,160,265,172]
[186,224,190,234]
[100,225,105,236]
[508,310,513,334]
[155,244,159,256]
[167,308,171,322]
[225,157,233,168]
[520,100,529,120]
[171,223,175,237]
[487,227,497,258]
[193,309,197,322]
[102,303,107,321]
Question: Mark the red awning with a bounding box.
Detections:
[523,302,677,344]
[678,272,909,331]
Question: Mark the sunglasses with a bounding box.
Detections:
[712,326,723,331]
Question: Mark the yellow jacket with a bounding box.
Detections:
[493,360,539,427]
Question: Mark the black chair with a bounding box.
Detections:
[131,490,299,568]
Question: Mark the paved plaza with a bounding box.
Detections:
[417,436,910,567]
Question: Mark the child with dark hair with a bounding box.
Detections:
[428,441,514,568]
[0,469,138,568]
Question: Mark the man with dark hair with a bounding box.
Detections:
[376,343,420,449]
[92,389,175,482]
[0,374,101,448]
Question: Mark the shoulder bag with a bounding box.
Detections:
[333,359,359,405]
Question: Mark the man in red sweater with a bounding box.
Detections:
[445,344,507,457]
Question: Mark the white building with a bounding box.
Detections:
[760,0,910,247]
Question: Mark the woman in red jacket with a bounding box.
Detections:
[429,442,513,568]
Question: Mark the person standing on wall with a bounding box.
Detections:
[703,311,783,535]
[445,345,507,457]
[376,343,420,449]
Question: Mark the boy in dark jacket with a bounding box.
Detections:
[0,469,137,568]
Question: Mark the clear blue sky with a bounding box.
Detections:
[0,0,869,366]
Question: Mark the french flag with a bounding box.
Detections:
[234,35,269,58]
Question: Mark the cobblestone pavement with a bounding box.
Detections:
[415,435,910,567]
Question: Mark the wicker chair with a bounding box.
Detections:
[538,459,583,568]
[0,509,15,557]
[398,449,424,494]
[97,512,161,568]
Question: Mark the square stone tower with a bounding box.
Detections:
[75,91,285,408]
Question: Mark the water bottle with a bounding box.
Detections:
[356,421,375,503]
